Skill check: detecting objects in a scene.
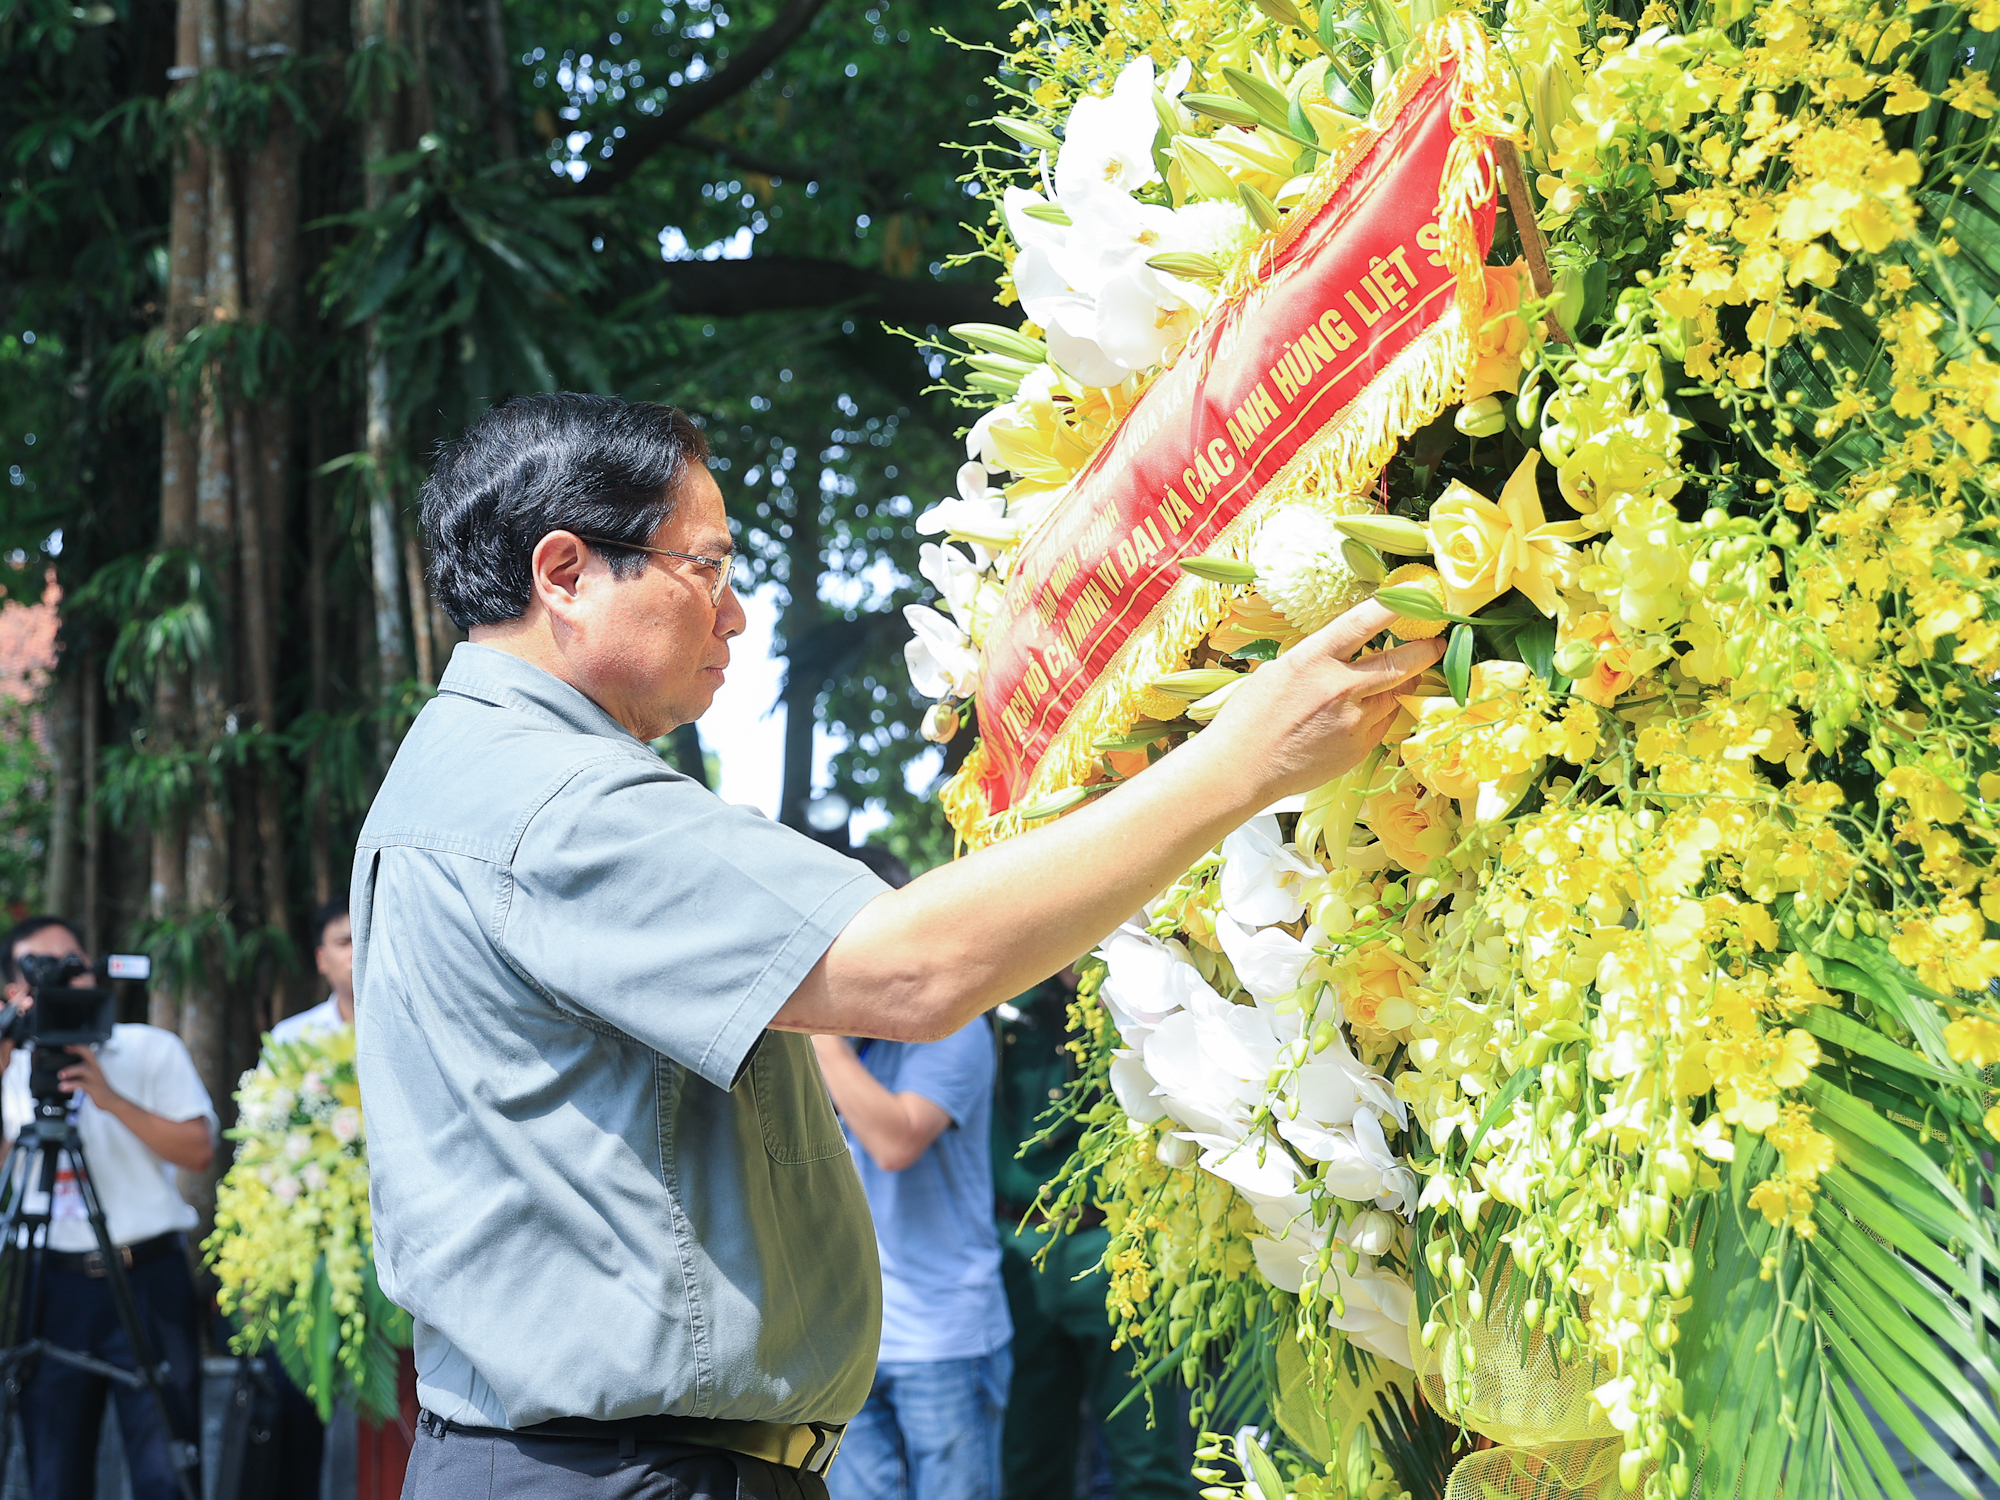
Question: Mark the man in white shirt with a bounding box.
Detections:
[0,916,216,1500]
[270,899,353,1045]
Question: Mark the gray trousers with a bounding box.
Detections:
[402,1422,834,1500]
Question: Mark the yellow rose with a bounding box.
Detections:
[1427,452,1583,617]
[1359,779,1460,873]
[1342,941,1426,1034]
[1558,609,1640,707]
[1464,263,1532,401]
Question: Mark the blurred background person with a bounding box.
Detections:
[270,898,353,1044]
[0,916,215,1500]
[992,970,1194,1500]
[813,849,1012,1500]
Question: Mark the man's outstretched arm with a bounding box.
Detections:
[773,598,1441,1043]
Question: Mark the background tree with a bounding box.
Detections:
[0,0,1014,1218]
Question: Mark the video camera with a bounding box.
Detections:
[0,953,150,1110]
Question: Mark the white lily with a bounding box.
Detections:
[916,462,1024,551]
[901,604,981,700]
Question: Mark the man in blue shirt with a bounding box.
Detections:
[814,1015,1011,1500]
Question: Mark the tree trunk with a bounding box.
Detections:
[358,0,410,760]
[81,657,100,955]
[669,723,708,787]
[153,0,206,1036]
[243,0,302,1013]
[43,664,82,916]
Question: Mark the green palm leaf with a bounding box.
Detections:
[1678,917,2000,1500]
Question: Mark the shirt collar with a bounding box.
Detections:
[435,642,644,746]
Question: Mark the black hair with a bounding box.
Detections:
[3,916,84,983]
[311,897,349,951]
[421,393,712,629]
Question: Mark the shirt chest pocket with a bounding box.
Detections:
[748,1034,849,1164]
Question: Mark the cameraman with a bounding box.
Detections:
[0,916,216,1500]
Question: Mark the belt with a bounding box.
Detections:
[418,1409,846,1477]
[47,1232,182,1279]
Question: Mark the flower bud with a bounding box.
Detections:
[1178,554,1258,586]
[1552,639,1602,678]
[1156,1132,1198,1168]
[1150,667,1242,698]
[1455,396,1507,437]
[1333,514,1433,555]
[1340,538,1387,583]
[920,701,962,744]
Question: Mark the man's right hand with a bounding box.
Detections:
[1191,598,1441,804]
[776,595,1443,1044]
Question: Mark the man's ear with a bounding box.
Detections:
[531,531,593,621]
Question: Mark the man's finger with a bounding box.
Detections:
[1300,598,1396,660]
[1345,636,1448,694]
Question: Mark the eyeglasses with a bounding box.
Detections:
[574,535,738,606]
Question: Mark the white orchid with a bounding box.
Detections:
[1139,1008,1250,1136]
[1192,1129,1307,1201]
[1054,55,1161,201]
[902,604,981,700]
[1212,914,1319,1002]
[1219,814,1320,926]
[1099,925,1217,1044]
[918,541,985,631]
[917,461,1025,552]
[1002,183,1251,388]
[1109,1051,1169,1123]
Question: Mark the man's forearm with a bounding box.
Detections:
[790,729,1258,1041]
[773,598,1441,1041]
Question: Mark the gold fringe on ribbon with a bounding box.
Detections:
[943,15,1516,851]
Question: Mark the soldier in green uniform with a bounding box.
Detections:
[990,973,1195,1500]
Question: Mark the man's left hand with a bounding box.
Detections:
[57,1047,123,1112]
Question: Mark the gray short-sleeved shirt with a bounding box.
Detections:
[352,643,888,1430]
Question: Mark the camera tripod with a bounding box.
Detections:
[0,1070,200,1500]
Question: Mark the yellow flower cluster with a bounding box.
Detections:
[204,1029,407,1420]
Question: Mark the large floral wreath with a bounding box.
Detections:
[904,0,2000,1492]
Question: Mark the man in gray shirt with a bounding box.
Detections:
[353,394,1441,1499]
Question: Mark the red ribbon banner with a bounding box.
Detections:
[967,44,1501,821]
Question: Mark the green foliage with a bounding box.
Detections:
[1674,909,2000,1498]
